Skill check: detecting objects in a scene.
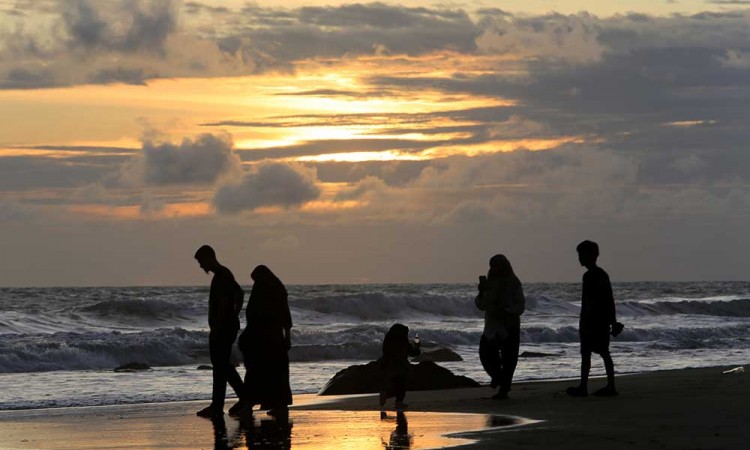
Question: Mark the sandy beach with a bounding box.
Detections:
[0,365,746,449]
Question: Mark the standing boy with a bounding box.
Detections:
[567,240,621,397]
[194,245,246,417]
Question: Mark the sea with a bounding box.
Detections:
[1,282,749,410]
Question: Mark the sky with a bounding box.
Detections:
[1,0,750,286]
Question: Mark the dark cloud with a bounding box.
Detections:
[0,1,482,88]
[0,0,206,89]
[213,162,321,213]
[62,0,178,54]
[88,67,150,85]
[236,2,479,61]
[121,133,240,186]
[0,68,56,89]
[183,2,229,15]
[0,156,117,190]
[312,160,428,185]
[19,145,137,154]
[3,4,750,90]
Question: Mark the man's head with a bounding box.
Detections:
[194,245,218,274]
[576,240,599,268]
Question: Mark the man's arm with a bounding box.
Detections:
[214,273,241,327]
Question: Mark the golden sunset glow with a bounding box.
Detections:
[1,0,746,287]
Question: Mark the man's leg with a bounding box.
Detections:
[226,361,243,398]
[210,333,230,410]
[198,332,230,417]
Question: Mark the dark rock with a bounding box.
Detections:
[412,347,463,362]
[319,360,479,395]
[197,365,213,370]
[114,362,151,372]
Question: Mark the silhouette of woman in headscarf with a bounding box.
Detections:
[238,265,293,415]
[475,254,525,399]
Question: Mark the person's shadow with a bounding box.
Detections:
[383,411,411,449]
[211,415,232,450]
[237,411,293,449]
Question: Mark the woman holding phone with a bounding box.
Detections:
[475,254,525,399]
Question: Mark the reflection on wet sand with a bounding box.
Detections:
[212,410,524,449]
[383,411,411,450]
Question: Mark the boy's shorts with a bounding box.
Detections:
[580,324,610,355]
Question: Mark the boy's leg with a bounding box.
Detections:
[593,351,618,396]
[566,349,590,397]
[580,350,591,390]
[603,351,615,386]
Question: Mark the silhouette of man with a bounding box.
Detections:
[195,245,245,418]
[567,240,619,397]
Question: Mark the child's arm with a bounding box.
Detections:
[602,273,616,325]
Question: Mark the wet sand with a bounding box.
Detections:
[0,365,746,449]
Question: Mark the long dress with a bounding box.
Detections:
[239,280,293,409]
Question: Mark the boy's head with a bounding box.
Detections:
[576,240,599,267]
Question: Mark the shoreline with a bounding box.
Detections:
[0,367,647,415]
[0,364,747,449]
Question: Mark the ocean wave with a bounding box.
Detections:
[77,298,203,320]
[289,292,482,321]
[618,298,750,317]
[0,328,208,373]
[1,320,748,373]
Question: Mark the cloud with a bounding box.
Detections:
[0,0,238,89]
[88,67,150,85]
[0,155,116,190]
[476,12,605,63]
[4,4,750,90]
[335,176,391,201]
[62,0,177,54]
[259,235,301,252]
[213,162,321,213]
[232,2,479,66]
[0,199,37,222]
[119,133,240,186]
[0,1,480,88]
